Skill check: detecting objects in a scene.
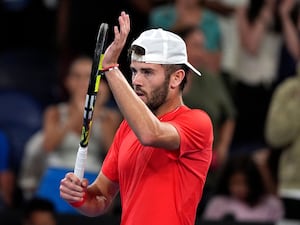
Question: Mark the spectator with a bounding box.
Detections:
[19,56,121,214]
[149,0,222,74]
[265,62,300,220]
[229,0,299,156]
[178,26,236,170]
[200,0,248,96]
[202,154,284,222]
[177,25,236,216]
[22,197,57,225]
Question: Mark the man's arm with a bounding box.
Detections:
[60,172,119,217]
[102,12,180,150]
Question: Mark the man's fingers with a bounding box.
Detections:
[119,12,130,35]
[60,183,83,196]
[59,173,87,203]
[101,11,130,67]
[60,192,83,203]
[66,172,81,185]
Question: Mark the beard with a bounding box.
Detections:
[135,76,170,112]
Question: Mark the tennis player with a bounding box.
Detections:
[60,11,213,225]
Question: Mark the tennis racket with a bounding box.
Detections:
[74,23,109,180]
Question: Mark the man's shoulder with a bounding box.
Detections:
[179,106,212,121]
[174,106,213,133]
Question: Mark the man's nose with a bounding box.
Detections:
[132,72,143,86]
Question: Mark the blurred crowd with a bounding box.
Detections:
[0,0,299,224]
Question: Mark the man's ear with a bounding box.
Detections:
[170,69,185,89]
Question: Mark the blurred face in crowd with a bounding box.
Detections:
[185,29,206,70]
[228,172,249,201]
[65,57,92,103]
[65,57,111,107]
[24,210,56,225]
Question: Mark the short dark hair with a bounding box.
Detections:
[214,154,267,207]
[162,64,189,90]
[23,197,56,220]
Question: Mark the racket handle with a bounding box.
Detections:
[74,146,88,180]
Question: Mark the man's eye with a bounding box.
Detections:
[143,70,152,75]
[131,68,137,75]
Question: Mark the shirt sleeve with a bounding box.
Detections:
[170,109,213,157]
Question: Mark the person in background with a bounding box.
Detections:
[179,26,236,169]
[60,12,213,225]
[229,0,299,156]
[19,56,122,214]
[22,197,57,225]
[149,0,222,74]
[264,3,300,220]
[199,0,248,97]
[177,25,236,216]
[202,154,284,222]
[265,25,300,217]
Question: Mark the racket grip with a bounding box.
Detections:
[74,146,88,180]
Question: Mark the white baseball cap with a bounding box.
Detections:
[130,28,201,76]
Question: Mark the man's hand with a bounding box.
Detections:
[102,11,130,68]
[60,172,88,204]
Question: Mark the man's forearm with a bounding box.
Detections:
[104,68,161,145]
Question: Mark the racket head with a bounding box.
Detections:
[90,23,109,80]
[81,22,109,146]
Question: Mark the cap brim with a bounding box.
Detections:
[185,62,201,76]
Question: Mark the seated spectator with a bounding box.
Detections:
[19,56,122,214]
[202,154,284,223]
[22,197,57,225]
